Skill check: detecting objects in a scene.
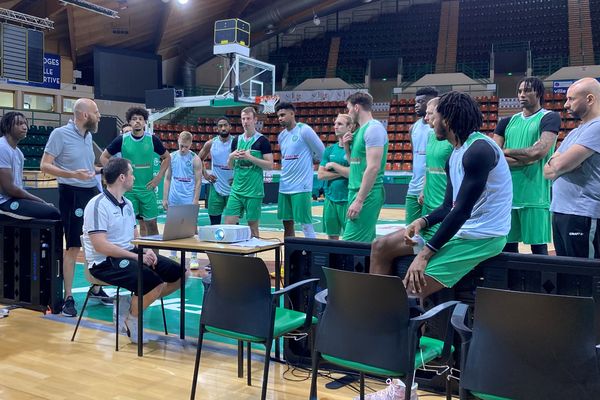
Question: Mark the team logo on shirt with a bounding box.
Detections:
[291,135,299,142]
[75,208,84,217]
[119,259,129,268]
[10,201,19,210]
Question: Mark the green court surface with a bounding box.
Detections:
[160,201,407,237]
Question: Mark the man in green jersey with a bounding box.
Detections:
[318,114,352,239]
[342,92,388,242]
[493,77,560,255]
[223,107,273,237]
[100,107,171,238]
[370,97,452,273]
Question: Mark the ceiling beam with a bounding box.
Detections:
[66,5,77,65]
[153,0,172,53]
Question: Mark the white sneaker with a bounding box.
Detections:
[355,379,418,400]
[124,312,149,344]
[114,295,131,335]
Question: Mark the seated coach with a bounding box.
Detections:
[82,157,185,343]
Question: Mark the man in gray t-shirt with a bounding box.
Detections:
[41,98,105,317]
[544,78,600,258]
[0,112,60,220]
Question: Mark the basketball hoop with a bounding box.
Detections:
[256,95,280,114]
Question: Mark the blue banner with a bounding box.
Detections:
[8,53,60,89]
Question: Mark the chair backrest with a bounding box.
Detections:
[315,267,414,373]
[463,287,600,400]
[201,252,274,339]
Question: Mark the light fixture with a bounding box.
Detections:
[59,0,119,18]
[313,9,320,26]
[177,0,189,4]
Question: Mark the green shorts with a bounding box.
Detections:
[420,203,440,241]
[343,186,385,243]
[222,192,262,222]
[425,235,506,287]
[405,195,422,225]
[507,207,551,245]
[125,189,158,220]
[323,198,348,236]
[277,192,313,224]
[207,186,229,216]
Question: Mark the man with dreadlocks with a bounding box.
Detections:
[396,91,512,298]
[493,77,560,255]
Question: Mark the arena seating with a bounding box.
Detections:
[458,0,569,78]
[20,125,54,169]
[591,0,600,63]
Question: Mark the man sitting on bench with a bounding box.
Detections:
[0,112,60,220]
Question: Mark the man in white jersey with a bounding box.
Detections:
[405,87,438,225]
[275,102,325,238]
[544,78,600,258]
[199,116,237,225]
[399,91,511,298]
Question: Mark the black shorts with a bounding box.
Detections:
[58,184,99,249]
[89,252,181,296]
[0,198,61,220]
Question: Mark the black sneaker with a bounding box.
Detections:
[90,286,113,306]
[62,296,77,317]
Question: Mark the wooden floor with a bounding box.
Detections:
[0,308,447,400]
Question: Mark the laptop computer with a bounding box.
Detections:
[140,203,199,241]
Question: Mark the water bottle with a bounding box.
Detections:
[412,234,425,255]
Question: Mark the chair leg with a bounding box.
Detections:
[237,341,244,378]
[71,289,92,341]
[247,341,252,386]
[359,372,365,400]
[260,340,273,400]
[309,351,320,400]
[190,326,206,400]
[160,297,168,335]
[115,287,120,352]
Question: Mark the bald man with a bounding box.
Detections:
[41,98,108,317]
[544,78,600,258]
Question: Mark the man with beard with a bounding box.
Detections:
[494,77,560,255]
[370,97,453,274]
[275,102,324,238]
[198,117,237,225]
[0,112,60,219]
[342,92,388,242]
[223,107,273,237]
[100,107,171,239]
[544,78,600,258]
[41,98,105,317]
[317,114,352,240]
[405,87,438,225]
[399,92,511,298]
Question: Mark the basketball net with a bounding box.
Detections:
[256,95,280,114]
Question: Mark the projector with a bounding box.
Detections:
[198,224,252,243]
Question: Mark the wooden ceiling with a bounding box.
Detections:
[0,0,264,64]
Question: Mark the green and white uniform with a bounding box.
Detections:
[320,143,349,236]
[501,109,559,245]
[421,132,453,239]
[118,133,166,220]
[223,132,271,222]
[343,119,388,242]
[405,118,429,224]
[424,133,511,287]
[208,135,235,216]
[277,123,325,224]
